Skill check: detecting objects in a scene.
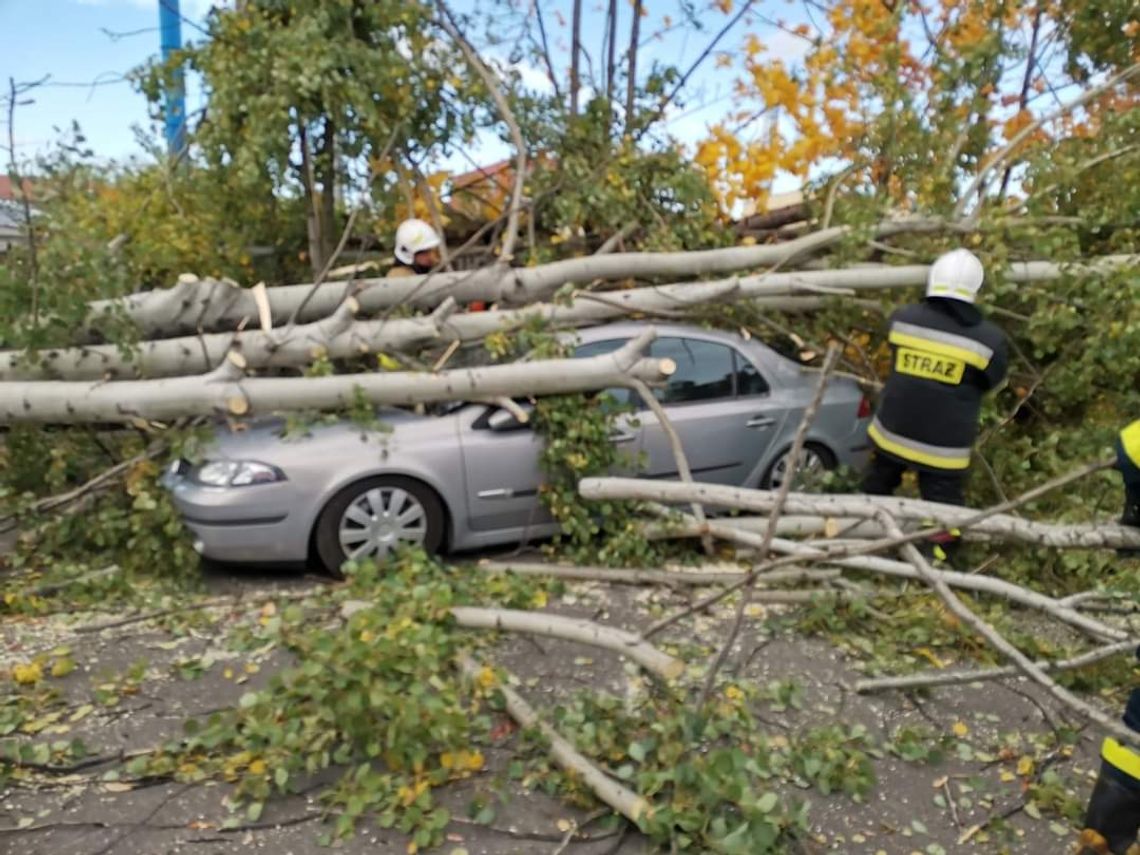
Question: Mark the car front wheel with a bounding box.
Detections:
[761,444,835,491]
[314,476,445,577]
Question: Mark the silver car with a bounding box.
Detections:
[164,322,872,573]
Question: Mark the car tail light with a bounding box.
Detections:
[857,395,872,419]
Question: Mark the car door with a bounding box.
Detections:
[636,335,791,487]
[459,339,644,533]
[459,404,554,533]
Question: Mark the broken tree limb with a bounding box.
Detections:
[855,639,1138,694]
[477,559,841,587]
[637,505,1124,643]
[874,511,1140,750]
[449,606,684,681]
[0,329,671,424]
[642,515,904,542]
[580,466,1140,551]
[77,218,1007,337]
[13,255,1136,378]
[456,653,650,823]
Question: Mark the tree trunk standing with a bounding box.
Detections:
[298,124,326,277]
[625,0,642,129]
[7,77,39,325]
[605,0,618,105]
[316,117,338,272]
[570,0,583,116]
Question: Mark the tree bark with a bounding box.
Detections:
[580,476,1140,551]
[0,329,670,424]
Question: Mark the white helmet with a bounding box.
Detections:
[394,218,441,265]
[926,248,985,304]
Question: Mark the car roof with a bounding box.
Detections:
[565,321,804,382]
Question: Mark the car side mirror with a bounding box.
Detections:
[487,404,534,432]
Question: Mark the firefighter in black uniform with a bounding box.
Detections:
[861,249,1009,560]
[1077,422,1140,855]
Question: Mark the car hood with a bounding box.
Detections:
[200,407,460,463]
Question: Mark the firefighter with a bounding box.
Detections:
[387,218,442,278]
[1118,421,1140,531]
[1077,681,1140,854]
[861,248,1009,561]
[386,218,487,312]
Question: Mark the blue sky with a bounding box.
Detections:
[0,0,811,176]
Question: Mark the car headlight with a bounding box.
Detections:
[189,460,285,487]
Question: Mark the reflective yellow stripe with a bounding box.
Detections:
[1122,421,1140,468]
[1103,737,1140,782]
[889,331,990,371]
[868,423,971,470]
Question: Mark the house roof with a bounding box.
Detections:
[0,175,34,201]
[449,159,513,190]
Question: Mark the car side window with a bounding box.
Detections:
[572,339,632,407]
[650,337,736,404]
[735,351,771,397]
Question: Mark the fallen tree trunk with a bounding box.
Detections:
[450,606,684,680]
[0,290,828,380]
[456,653,650,823]
[81,218,955,337]
[12,253,1133,379]
[581,477,1140,551]
[0,329,670,424]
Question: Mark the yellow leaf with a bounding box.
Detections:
[465,751,484,772]
[476,666,496,690]
[12,662,42,686]
[51,658,75,678]
[378,353,402,371]
[407,843,418,855]
[1017,756,1035,777]
[531,590,548,609]
[1000,770,1016,783]
[248,759,267,776]
[360,630,376,643]
[440,752,455,770]
[951,721,969,738]
[223,668,234,680]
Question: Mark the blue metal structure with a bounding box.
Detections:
[159,0,186,155]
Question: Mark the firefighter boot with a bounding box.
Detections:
[1079,690,1140,854]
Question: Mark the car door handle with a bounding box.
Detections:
[610,430,637,444]
[746,415,775,428]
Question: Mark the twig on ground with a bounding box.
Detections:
[855,638,1137,693]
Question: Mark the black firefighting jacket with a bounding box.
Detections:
[869,298,1008,471]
